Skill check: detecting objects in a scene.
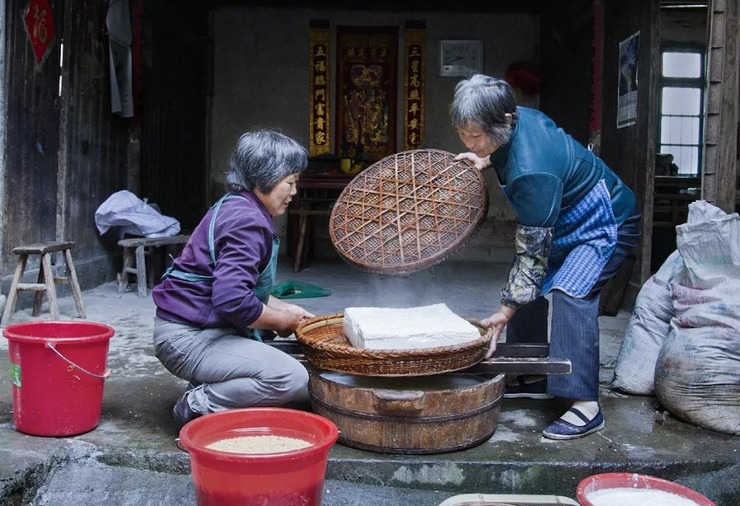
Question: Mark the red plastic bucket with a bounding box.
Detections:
[2,321,114,437]
[178,407,338,506]
[576,473,716,506]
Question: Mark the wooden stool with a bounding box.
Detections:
[1,241,86,327]
[117,234,190,297]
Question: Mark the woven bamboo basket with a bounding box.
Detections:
[295,313,492,377]
[329,149,488,275]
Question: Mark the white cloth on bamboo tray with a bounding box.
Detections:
[343,303,480,350]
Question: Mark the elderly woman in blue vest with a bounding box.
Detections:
[152,129,313,428]
[451,74,640,440]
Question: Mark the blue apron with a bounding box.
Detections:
[162,193,280,341]
[540,180,618,297]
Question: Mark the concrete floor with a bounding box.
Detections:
[0,258,738,505]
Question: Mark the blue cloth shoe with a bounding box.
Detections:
[172,391,202,429]
[542,407,604,440]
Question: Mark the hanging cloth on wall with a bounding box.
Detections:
[106,0,134,118]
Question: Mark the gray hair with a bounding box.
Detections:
[450,74,518,147]
[225,129,308,193]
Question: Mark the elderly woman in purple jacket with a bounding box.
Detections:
[152,129,313,428]
[451,75,640,440]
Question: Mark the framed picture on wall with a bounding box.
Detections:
[439,40,484,77]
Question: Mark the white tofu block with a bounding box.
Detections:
[343,303,481,350]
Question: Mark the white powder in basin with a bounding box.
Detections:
[587,487,702,506]
[343,303,481,350]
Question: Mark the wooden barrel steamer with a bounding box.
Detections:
[308,371,505,454]
[297,314,502,455]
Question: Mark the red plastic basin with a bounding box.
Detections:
[178,407,338,506]
[576,473,715,506]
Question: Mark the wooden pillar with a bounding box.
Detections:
[702,0,739,212]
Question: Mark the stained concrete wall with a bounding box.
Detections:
[209,6,540,263]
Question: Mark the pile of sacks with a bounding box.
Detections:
[612,201,739,435]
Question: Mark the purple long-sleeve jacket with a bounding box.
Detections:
[152,191,274,331]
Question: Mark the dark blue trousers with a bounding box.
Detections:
[506,210,641,401]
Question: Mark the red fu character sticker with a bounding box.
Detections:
[23,0,57,65]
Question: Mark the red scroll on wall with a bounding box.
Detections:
[309,20,331,158]
[336,26,398,161]
[403,21,425,151]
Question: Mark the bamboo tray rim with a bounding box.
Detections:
[295,312,492,358]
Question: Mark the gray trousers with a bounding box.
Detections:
[153,317,309,414]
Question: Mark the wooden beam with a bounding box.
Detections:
[702,0,739,212]
[268,341,571,376]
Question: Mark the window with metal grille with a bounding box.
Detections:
[658,46,705,175]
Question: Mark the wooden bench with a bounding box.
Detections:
[1,241,86,327]
[288,173,352,272]
[289,208,332,272]
[117,234,190,297]
[268,341,572,376]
